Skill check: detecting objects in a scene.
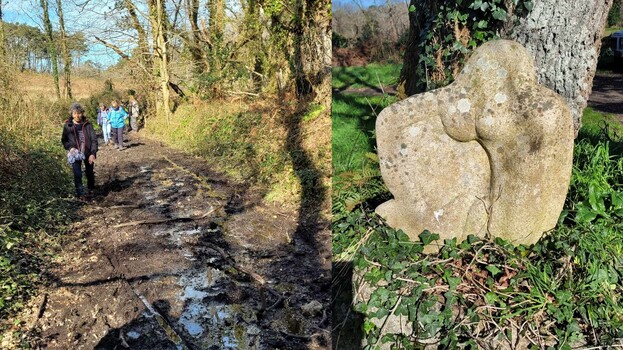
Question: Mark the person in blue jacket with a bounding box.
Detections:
[108,100,128,150]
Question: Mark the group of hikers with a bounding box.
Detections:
[61,96,140,199]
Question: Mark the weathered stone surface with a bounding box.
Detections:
[375,40,574,251]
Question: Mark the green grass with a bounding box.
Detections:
[581,106,623,138]
[332,94,395,174]
[332,64,402,91]
[333,92,623,347]
[604,26,623,37]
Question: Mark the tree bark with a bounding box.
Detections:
[399,0,437,96]
[148,0,171,122]
[184,0,207,72]
[293,0,332,104]
[208,0,225,70]
[55,0,72,99]
[400,0,613,136]
[39,0,60,99]
[502,0,613,134]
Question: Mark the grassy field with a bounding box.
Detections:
[332,63,402,91]
[332,63,623,348]
[16,71,123,100]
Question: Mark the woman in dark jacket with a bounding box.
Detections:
[61,103,98,198]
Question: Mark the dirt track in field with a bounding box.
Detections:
[23,133,331,349]
[588,70,623,118]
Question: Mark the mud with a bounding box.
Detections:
[25,134,331,349]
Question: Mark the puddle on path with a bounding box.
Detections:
[175,260,257,348]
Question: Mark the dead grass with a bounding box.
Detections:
[16,71,121,100]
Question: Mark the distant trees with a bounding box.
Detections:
[3,22,87,75]
[333,1,409,63]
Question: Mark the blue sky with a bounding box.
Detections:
[3,0,125,68]
[333,0,409,9]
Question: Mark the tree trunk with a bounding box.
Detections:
[502,0,613,134]
[185,0,207,73]
[399,0,437,96]
[39,0,60,99]
[148,0,171,122]
[208,0,225,70]
[400,0,613,136]
[55,0,72,99]
[293,0,332,105]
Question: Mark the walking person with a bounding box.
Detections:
[128,95,140,132]
[61,103,98,199]
[97,103,111,146]
[108,100,128,150]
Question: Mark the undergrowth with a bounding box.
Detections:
[145,98,331,205]
[333,92,623,347]
[0,132,75,323]
[0,66,78,337]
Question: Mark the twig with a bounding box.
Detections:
[112,217,192,228]
[205,242,266,285]
[373,294,403,347]
[265,293,284,312]
[225,90,260,97]
[108,204,140,210]
[280,331,324,340]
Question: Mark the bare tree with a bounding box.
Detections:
[124,0,151,69]
[39,0,60,99]
[55,0,72,98]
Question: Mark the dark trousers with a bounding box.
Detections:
[72,159,94,196]
[112,127,124,145]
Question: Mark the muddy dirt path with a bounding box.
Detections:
[588,71,623,117]
[25,134,331,349]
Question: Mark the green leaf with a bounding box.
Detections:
[486,265,502,276]
[588,182,607,214]
[524,1,534,11]
[447,276,461,290]
[612,191,623,209]
[492,8,507,20]
[575,202,597,224]
[408,4,416,12]
[363,320,376,335]
[419,230,439,246]
[484,292,499,304]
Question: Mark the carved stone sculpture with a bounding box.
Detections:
[375,40,574,251]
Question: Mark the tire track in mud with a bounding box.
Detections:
[25,135,331,350]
